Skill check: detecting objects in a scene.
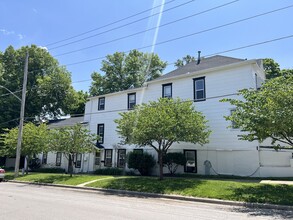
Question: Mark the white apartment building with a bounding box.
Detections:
[43,55,293,177]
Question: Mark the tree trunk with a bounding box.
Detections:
[68,154,73,177]
[158,151,163,180]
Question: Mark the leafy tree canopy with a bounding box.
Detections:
[89,49,167,96]
[115,98,210,179]
[0,122,50,157]
[222,75,293,148]
[0,45,86,131]
[174,55,196,68]
[263,58,293,80]
[49,124,99,176]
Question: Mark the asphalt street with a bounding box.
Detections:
[0,182,292,220]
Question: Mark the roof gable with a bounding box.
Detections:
[155,55,245,81]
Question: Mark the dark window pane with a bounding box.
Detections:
[128,93,136,109]
[196,90,204,100]
[163,84,172,98]
[97,124,104,144]
[104,150,112,167]
[98,97,105,110]
[195,80,204,90]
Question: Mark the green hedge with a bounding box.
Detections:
[94,168,123,175]
[31,168,66,173]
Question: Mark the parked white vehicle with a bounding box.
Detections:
[0,168,5,182]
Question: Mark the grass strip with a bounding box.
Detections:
[87,176,293,206]
[10,173,111,186]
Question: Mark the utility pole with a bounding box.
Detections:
[14,52,29,177]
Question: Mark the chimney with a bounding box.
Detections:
[197,51,201,65]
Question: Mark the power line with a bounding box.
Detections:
[54,0,240,57]
[0,89,22,98]
[204,35,293,57]
[45,0,177,47]
[2,33,293,97]
[63,4,293,66]
[0,118,20,126]
[48,0,196,50]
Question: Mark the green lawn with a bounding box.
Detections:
[87,176,293,206]
[5,172,293,206]
[8,173,112,185]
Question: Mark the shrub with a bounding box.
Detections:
[94,168,123,175]
[31,168,65,173]
[127,151,155,176]
[163,152,186,175]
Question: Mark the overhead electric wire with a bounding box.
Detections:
[54,0,240,57]
[3,34,293,94]
[48,0,196,50]
[63,4,293,67]
[204,35,293,57]
[45,0,177,47]
[0,118,20,126]
[0,89,22,98]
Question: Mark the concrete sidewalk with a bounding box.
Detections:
[260,180,293,185]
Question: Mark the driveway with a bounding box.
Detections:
[0,182,292,220]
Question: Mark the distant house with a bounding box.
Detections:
[47,55,293,177]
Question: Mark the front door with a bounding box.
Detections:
[184,150,197,173]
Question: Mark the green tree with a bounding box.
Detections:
[89,50,167,96]
[115,98,210,179]
[174,55,196,68]
[163,152,186,175]
[0,122,50,172]
[263,58,293,80]
[263,58,281,79]
[49,124,98,176]
[0,45,85,131]
[222,75,293,148]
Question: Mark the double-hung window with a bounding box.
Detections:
[193,77,206,101]
[42,152,47,164]
[128,93,136,109]
[162,83,172,98]
[117,149,126,168]
[95,151,101,166]
[98,97,105,110]
[104,149,112,167]
[56,152,62,166]
[97,124,105,144]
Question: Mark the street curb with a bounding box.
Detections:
[8,180,293,211]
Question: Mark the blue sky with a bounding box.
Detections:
[1,0,292,91]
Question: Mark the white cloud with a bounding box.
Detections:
[17,34,24,40]
[0,28,25,40]
[38,46,48,51]
[0,29,15,35]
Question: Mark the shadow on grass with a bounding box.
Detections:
[231,184,293,206]
[28,175,73,184]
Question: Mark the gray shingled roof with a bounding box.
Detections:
[154,55,246,81]
[48,116,87,129]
